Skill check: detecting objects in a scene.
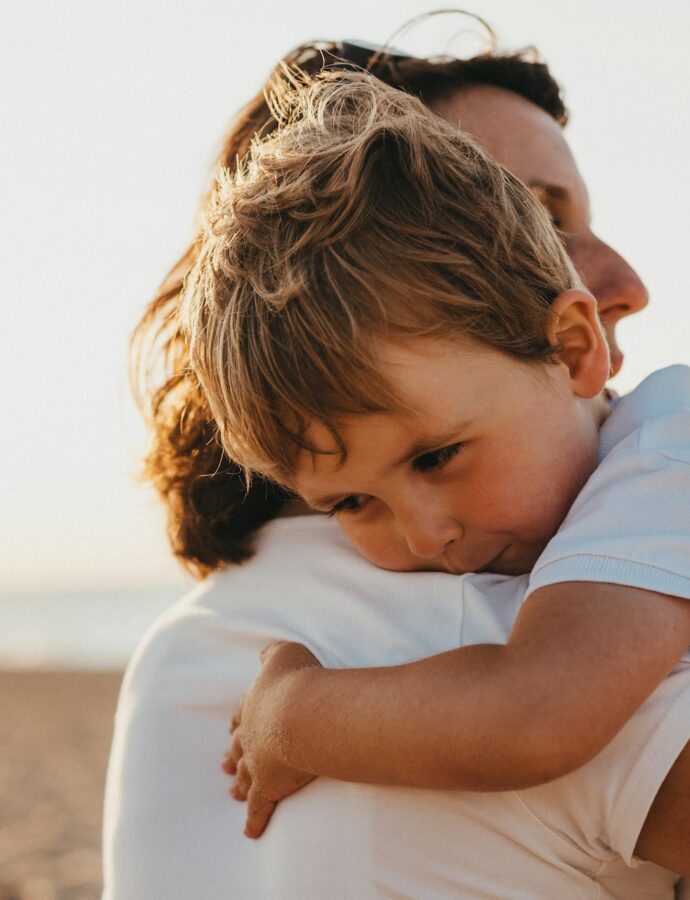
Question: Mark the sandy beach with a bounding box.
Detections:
[0,670,123,900]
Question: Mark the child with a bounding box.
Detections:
[179,72,690,840]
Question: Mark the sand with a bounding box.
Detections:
[0,671,123,900]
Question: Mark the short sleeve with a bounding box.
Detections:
[518,661,690,867]
[527,410,690,602]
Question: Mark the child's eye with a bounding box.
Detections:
[413,442,463,473]
[326,494,368,517]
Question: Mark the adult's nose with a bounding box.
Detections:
[592,238,649,319]
[569,232,649,377]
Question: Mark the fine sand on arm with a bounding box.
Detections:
[0,671,122,900]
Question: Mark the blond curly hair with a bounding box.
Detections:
[131,40,569,576]
[181,71,577,485]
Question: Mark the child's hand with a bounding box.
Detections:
[222,640,320,838]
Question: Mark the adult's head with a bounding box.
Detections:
[229,35,647,376]
[330,35,647,376]
[132,26,646,577]
[428,84,647,377]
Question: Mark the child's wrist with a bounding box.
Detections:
[275,666,324,772]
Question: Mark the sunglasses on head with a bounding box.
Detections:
[332,39,415,70]
[332,11,496,70]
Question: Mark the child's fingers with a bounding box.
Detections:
[229,695,245,734]
[222,731,244,775]
[221,746,238,775]
[231,757,252,801]
[244,785,277,839]
[229,729,244,765]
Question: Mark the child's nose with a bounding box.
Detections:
[400,509,462,560]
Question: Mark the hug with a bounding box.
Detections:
[105,29,690,900]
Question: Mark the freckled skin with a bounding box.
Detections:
[295,317,609,576]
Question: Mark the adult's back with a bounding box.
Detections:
[103,517,688,898]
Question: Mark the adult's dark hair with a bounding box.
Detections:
[131,35,568,578]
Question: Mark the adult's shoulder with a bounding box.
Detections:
[103,518,350,900]
[122,511,482,695]
[119,517,350,702]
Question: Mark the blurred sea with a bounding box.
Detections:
[0,587,184,669]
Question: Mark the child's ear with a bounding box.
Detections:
[548,289,610,398]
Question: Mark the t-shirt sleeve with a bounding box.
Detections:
[526,410,690,602]
[518,660,690,868]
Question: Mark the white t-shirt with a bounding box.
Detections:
[103,368,690,899]
[528,365,690,602]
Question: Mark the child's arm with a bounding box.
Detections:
[227,582,690,835]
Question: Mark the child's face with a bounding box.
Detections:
[292,335,605,576]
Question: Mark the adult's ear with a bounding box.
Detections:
[547,289,610,398]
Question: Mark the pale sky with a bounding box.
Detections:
[2,0,689,595]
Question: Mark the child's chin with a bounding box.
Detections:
[370,556,451,575]
[487,542,545,577]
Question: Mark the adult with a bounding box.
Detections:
[103,35,687,900]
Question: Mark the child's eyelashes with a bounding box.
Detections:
[324,442,464,517]
[326,495,367,517]
[412,441,463,472]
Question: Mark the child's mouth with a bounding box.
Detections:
[443,544,512,576]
